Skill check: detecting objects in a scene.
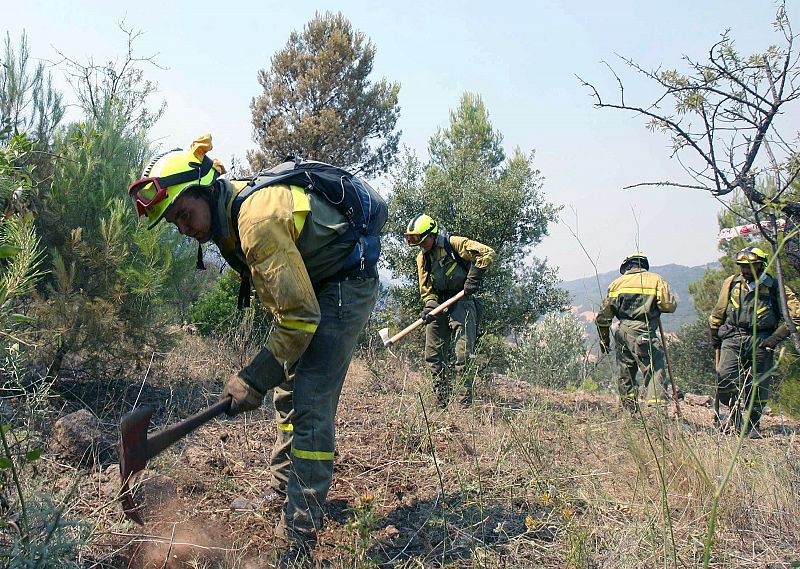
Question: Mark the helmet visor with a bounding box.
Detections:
[129,177,169,217]
[736,250,764,264]
[404,231,425,246]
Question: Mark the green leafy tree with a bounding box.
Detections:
[385,93,566,336]
[248,11,401,176]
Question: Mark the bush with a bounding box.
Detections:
[511,312,589,389]
[667,317,716,395]
[189,269,272,355]
[189,270,241,337]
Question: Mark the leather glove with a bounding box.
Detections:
[221,375,264,416]
[598,328,610,355]
[420,299,439,323]
[708,327,722,349]
[463,266,486,296]
[760,324,790,351]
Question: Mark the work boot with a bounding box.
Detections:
[277,546,313,569]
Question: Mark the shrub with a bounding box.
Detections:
[189,269,241,337]
[667,317,716,395]
[511,312,589,389]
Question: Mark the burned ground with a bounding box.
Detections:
[28,335,800,568]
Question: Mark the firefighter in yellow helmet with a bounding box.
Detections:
[595,253,677,413]
[129,135,380,567]
[709,246,800,437]
[405,214,495,406]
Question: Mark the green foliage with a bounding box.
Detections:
[189,269,273,358]
[0,129,83,568]
[668,318,716,394]
[0,32,64,145]
[341,493,379,567]
[511,312,589,389]
[385,93,566,335]
[32,113,194,374]
[0,482,87,569]
[249,11,400,176]
[774,375,800,419]
[26,36,193,376]
[0,134,44,377]
[189,269,242,336]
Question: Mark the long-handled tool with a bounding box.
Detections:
[713,347,721,425]
[118,397,231,524]
[378,290,466,348]
[658,319,682,418]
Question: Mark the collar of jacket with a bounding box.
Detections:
[623,267,647,275]
[210,178,235,243]
[734,271,773,291]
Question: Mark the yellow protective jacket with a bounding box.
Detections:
[417,234,495,302]
[708,273,800,335]
[212,179,353,370]
[595,268,677,337]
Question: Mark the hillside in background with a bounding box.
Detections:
[560,262,720,334]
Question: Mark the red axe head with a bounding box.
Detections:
[118,406,153,525]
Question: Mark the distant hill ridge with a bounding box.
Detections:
[560,262,720,333]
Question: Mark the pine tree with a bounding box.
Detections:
[249,12,400,176]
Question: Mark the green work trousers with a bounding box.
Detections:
[613,323,670,404]
[269,277,378,548]
[716,333,772,433]
[424,295,478,403]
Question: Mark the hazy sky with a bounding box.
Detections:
[6,1,794,280]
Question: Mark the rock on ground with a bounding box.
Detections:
[49,408,101,465]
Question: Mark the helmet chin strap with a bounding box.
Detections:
[196,242,206,270]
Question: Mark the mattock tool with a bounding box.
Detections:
[118,397,231,524]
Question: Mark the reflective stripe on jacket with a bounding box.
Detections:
[417,234,495,303]
[595,268,677,333]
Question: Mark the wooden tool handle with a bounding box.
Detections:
[390,290,466,344]
[146,397,231,460]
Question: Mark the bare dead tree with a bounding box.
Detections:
[53,21,165,134]
[578,2,800,349]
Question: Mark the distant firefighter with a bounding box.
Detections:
[405,214,495,406]
[595,253,677,412]
[709,246,800,437]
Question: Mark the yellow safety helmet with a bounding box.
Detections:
[620,252,649,274]
[404,214,438,246]
[735,246,768,266]
[128,134,222,229]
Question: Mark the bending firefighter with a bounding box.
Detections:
[129,135,381,567]
[708,246,800,437]
[405,214,495,406]
[595,253,677,412]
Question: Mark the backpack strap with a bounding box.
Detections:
[229,180,268,310]
[422,232,471,276]
[443,234,471,273]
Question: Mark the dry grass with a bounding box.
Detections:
[23,332,800,568]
